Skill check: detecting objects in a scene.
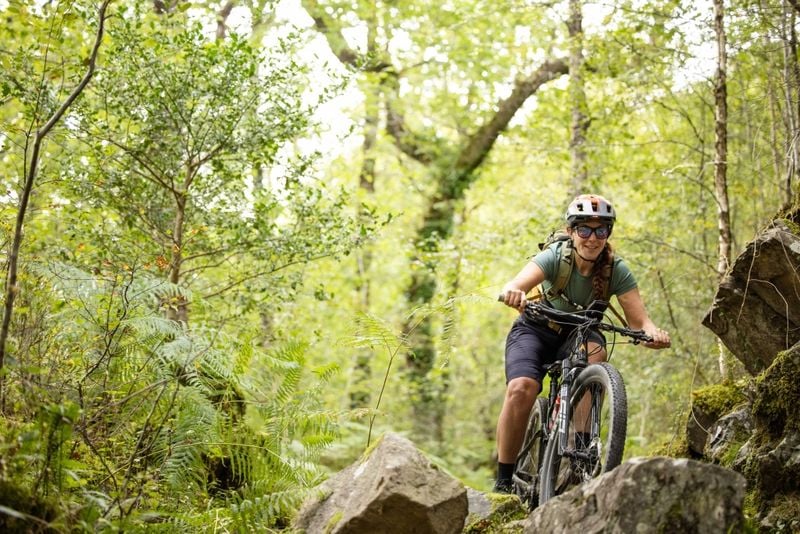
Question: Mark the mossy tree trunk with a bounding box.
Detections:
[350,6,381,410]
[301,0,568,442]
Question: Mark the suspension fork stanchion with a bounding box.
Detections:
[557,357,572,454]
[548,371,559,431]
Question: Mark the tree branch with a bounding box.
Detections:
[0,0,113,407]
[216,1,236,41]
[299,0,391,71]
[454,58,569,176]
[302,0,359,66]
[153,0,182,14]
[385,86,438,165]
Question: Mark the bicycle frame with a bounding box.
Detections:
[545,328,590,460]
[507,297,652,507]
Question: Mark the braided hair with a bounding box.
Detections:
[590,243,614,301]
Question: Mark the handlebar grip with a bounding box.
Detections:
[629,329,653,342]
[497,293,507,303]
[628,329,653,343]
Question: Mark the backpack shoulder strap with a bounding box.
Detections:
[601,250,629,326]
[543,238,574,301]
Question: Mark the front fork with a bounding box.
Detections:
[557,345,587,456]
[557,357,572,454]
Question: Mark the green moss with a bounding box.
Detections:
[463,493,526,533]
[485,492,525,514]
[361,433,386,461]
[324,510,343,534]
[743,491,759,522]
[763,492,800,532]
[650,433,692,459]
[691,382,746,419]
[318,487,334,503]
[717,438,746,468]
[0,479,60,533]
[752,347,800,438]
[778,217,800,236]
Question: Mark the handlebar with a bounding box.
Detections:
[498,293,653,344]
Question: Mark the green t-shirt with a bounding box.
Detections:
[532,241,638,312]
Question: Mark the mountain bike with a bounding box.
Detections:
[500,297,653,508]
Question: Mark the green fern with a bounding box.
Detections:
[151,388,220,491]
[11,260,347,531]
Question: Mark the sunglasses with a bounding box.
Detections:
[573,225,611,239]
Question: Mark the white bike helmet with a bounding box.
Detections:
[565,194,616,225]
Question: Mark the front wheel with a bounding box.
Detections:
[512,396,548,508]
[538,362,627,505]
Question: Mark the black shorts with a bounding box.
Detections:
[504,315,606,384]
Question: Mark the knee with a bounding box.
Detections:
[588,344,608,364]
[505,377,540,407]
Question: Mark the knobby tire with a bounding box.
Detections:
[538,362,627,505]
[512,396,548,508]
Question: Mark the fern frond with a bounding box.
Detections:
[196,347,236,383]
[438,299,459,368]
[312,362,341,382]
[345,311,406,351]
[120,316,186,339]
[228,488,307,531]
[149,388,219,491]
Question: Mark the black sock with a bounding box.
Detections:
[497,461,515,482]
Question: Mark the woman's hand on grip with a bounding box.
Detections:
[643,325,671,349]
[500,288,527,312]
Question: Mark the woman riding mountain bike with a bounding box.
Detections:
[493,194,671,494]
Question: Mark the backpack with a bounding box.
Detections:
[532,230,625,323]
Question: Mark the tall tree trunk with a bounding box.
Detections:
[766,41,786,198]
[350,5,381,410]
[784,2,800,207]
[165,164,192,324]
[0,0,112,412]
[299,0,568,442]
[714,0,733,379]
[567,0,589,197]
[403,199,453,441]
[216,1,236,41]
[397,61,568,443]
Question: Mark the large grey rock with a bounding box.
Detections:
[748,432,800,502]
[687,403,719,457]
[523,457,746,533]
[708,408,754,464]
[293,432,467,534]
[703,221,800,374]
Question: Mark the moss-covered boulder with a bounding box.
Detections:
[687,382,747,457]
[0,479,60,533]
[463,489,526,533]
[735,343,800,529]
[751,344,800,439]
